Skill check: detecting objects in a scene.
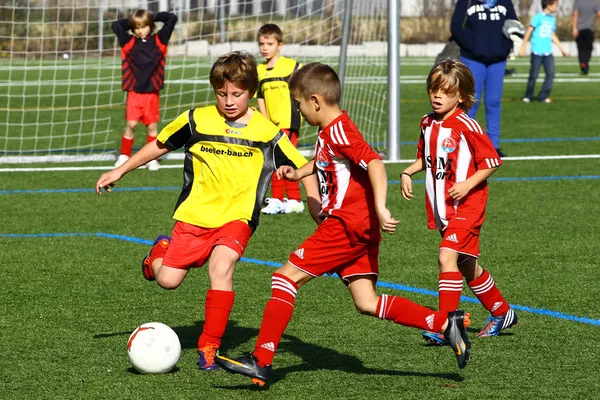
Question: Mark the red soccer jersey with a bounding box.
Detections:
[416,109,502,233]
[315,111,382,244]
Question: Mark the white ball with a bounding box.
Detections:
[127,322,181,374]
[62,53,69,59]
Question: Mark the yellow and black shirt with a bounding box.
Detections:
[257,56,302,131]
[157,105,307,230]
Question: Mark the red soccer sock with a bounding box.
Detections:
[438,271,463,316]
[197,289,235,350]
[120,135,134,157]
[270,174,285,201]
[146,135,157,144]
[284,180,301,201]
[376,294,445,333]
[253,273,298,366]
[467,269,510,316]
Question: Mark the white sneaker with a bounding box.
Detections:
[261,198,285,215]
[115,154,129,167]
[522,98,531,103]
[284,199,304,214]
[146,159,160,171]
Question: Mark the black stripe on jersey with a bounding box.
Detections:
[289,62,301,131]
[173,150,195,217]
[163,110,194,150]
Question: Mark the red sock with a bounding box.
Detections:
[270,174,285,201]
[438,271,463,316]
[253,273,298,366]
[468,269,510,316]
[284,180,301,201]
[197,289,235,350]
[120,135,134,156]
[376,294,445,332]
[146,135,157,144]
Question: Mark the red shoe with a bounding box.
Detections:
[141,235,171,281]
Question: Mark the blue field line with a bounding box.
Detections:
[2,175,600,196]
[1,231,599,327]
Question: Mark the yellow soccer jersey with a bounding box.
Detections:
[157,105,307,230]
[257,56,302,131]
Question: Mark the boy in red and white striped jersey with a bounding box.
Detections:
[215,62,472,387]
[401,59,518,345]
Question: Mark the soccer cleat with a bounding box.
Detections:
[215,352,272,387]
[141,235,171,281]
[476,308,518,338]
[197,343,220,371]
[522,97,531,103]
[422,330,448,346]
[115,154,130,167]
[443,310,471,369]
[146,159,160,171]
[284,199,304,214]
[261,198,285,215]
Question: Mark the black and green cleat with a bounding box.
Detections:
[215,352,272,387]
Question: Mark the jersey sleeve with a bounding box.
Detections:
[416,128,425,159]
[333,122,381,170]
[530,13,541,28]
[272,130,308,169]
[155,12,178,46]
[112,18,132,47]
[467,130,503,170]
[157,109,193,150]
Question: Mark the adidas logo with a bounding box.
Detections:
[294,248,305,259]
[446,233,459,243]
[260,342,275,352]
[426,314,435,330]
[491,301,503,312]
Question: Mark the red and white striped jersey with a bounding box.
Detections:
[315,111,382,244]
[416,109,502,232]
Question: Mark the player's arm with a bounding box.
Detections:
[257,98,268,118]
[572,9,579,37]
[519,26,534,57]
[448,167,497,201]
[300,171,321,225]
[450,0,474,51]
[367,159,399,234]
[277,159,316,181]
[112,18,132,47]
[400,157,425,201]
[551,32,569,57]
[155,12,178,45]
[96,140,169,195]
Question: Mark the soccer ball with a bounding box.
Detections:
[127,322,181,374]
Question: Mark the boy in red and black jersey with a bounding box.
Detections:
[112,9,177,170]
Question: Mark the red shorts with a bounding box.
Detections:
[162,220,253,269]
[288,217,379,281]
[439,227,480,258]
[126,91,160,125]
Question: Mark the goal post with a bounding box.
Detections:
[0,0,399,164]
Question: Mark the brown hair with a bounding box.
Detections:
[209,51,259,96]
[257,23,283,43]
[542,0,557,9]
[128,9,155,32]
[288,62,341,106]
[427,59,476,111]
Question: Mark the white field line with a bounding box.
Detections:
[1,153,599,172]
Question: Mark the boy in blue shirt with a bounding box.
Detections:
[519,0,569,103]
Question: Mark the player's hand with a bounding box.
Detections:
[562,50,569,57]
[519,46,526,57]
[572,28,579,38]
[448,181,472,201]
[96,169,123,195]
[400,173,414,200]
[276,165,299,181]
[377,208,399,234]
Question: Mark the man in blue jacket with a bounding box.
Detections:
[451,0,519,157]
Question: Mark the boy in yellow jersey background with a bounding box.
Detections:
[95,51,319,371]
[256,24,305,215]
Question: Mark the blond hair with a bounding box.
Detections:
[209,51,259,96]
[128,9,154,31]
[427,60,476,111]
[288,62,341,106]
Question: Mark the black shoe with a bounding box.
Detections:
[215,352,272,387]
[444,310,471,369]
[495,148,507,158]
[504,68,516,76]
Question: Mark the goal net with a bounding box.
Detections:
[0,0,390,164]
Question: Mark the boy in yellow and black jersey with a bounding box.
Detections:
[256,24,304,215]
[95,51,319,372]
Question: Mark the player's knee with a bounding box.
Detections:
[353,298,377,316]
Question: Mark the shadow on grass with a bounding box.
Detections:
[95,320,465,386]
